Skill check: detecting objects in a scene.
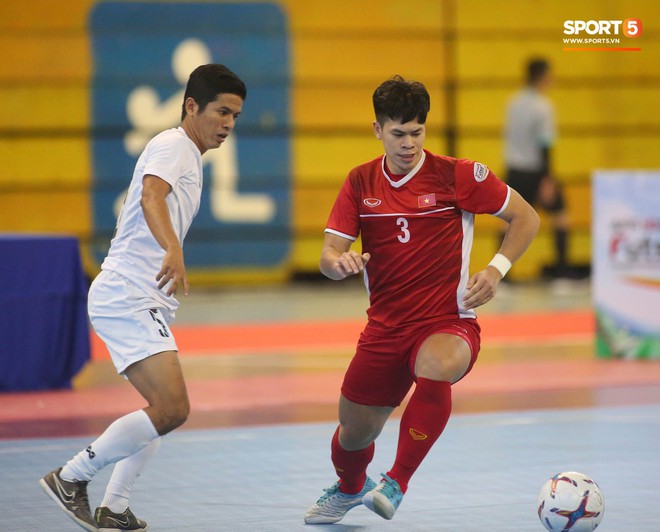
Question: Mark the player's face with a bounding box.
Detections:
[184,93,243,154]
[374,118,426,175]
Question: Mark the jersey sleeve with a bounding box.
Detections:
[143,134,192,188]
[454,159,510,215]
[325,172,360,241]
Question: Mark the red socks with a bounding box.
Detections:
[331,426,375,494]
[329,379,451,495]
[387,378,452,493]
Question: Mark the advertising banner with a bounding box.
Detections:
[593,171,660,358]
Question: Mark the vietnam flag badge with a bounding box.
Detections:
[417,193,436,208]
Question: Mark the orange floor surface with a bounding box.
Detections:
[4,306,660,440]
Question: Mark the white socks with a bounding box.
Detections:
[61,409,159,482]
[101,436,163,513]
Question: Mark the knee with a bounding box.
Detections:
[170,401,190,430]
[153,399,190,435]
[339,426,375,450]
[169,399,190,429]
[337,396,391,450]
[338,418,381,450]
[416,351,470,383]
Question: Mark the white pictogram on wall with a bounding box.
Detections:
[116,38,275,223]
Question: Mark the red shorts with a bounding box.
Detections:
[341,318,481,407]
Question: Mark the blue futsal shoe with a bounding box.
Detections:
[362,473,404,520]
[304,476,376,524]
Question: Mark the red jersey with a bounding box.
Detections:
[326,149,510,331]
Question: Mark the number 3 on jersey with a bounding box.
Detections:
[397,217,411,243]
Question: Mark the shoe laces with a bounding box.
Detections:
[377,473,402,499]
[316,482,341,504]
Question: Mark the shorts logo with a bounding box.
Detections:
[149,309,170,338]
[409,428,428,441]
[474,162,489,182]
[364,198,382,207]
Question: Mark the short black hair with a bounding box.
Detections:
[372,75,430,125]
[527,58,550,85]
[181,64,247,120]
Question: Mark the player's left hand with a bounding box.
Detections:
[462,268,501,309]
[156,246,189,296]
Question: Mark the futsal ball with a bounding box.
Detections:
[537,472,604,531]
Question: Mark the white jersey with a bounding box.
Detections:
[504,87,555,173]
[101,127,203,311]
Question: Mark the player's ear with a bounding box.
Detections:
[373,120,382,139]
[184,96,199,117]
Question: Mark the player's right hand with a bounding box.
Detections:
[334,251,370,279]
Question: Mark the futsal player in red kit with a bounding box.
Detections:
[304,76,540,524]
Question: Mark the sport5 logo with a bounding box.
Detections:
[563,19,643,38]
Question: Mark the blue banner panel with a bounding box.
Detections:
[90,2,290,269]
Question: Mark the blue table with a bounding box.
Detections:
[0,234,90,391]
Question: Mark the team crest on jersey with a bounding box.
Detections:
[473,162,489,182]
[364,198,382,207]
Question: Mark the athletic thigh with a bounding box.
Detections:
[411,319,481,383]
[342,320,481,406]
[125,350,188,409]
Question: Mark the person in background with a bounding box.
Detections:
[304,75,539,524]
[504,57,571,279]
[39,64,246,532]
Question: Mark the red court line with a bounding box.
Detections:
[90,310,594,359]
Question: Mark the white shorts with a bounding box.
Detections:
[88,270,178,374]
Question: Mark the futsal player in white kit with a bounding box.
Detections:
[40,64,246,531]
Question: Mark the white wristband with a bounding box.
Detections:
[488,253,512,278]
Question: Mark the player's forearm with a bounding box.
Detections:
[320,248,345,280]
[499,206,540,264]
[141,193,181,254]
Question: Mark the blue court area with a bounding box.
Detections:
[4,404,659,531]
